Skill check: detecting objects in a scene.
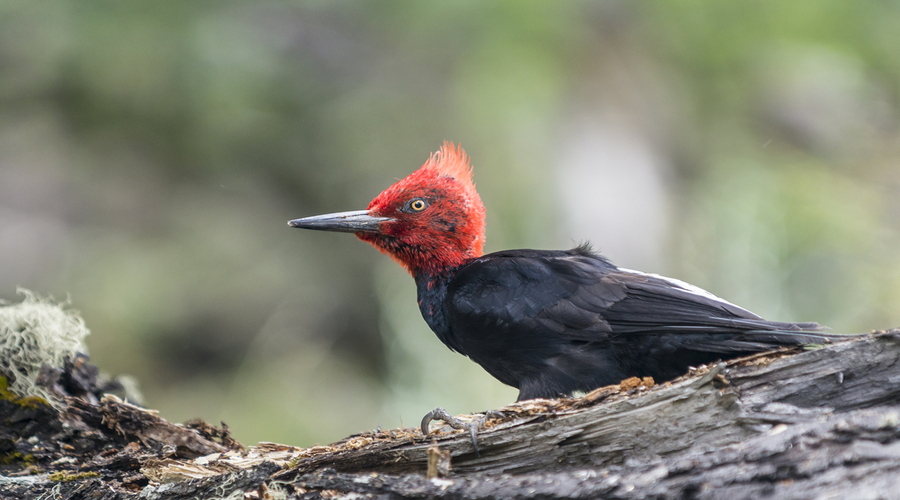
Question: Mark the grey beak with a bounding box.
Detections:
[288,210,394,233]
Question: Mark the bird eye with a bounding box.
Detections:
[408,198,428,212]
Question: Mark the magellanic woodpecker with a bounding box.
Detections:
[289,142,856,411]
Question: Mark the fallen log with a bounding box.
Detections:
[1,332,898,499]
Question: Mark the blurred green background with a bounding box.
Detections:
[2,1,899,447]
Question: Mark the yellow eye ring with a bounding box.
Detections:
[410,199,427,211]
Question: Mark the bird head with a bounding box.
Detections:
[289,142,486,277]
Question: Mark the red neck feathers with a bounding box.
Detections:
[357,142,486,277]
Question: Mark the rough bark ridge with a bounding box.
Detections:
[1,333,899,499]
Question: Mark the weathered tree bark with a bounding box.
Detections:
[2,332,898,499]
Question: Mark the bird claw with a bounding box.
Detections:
[421,407,491,457]
[421,407,470,435]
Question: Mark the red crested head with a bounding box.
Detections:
[357,142,486,276]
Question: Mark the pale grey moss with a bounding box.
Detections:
[0,288,90,406]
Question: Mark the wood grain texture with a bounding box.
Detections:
[273,334,900,480]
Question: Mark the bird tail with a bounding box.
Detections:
[701,328,866,354]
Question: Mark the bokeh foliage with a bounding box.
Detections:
[1,0,898,446]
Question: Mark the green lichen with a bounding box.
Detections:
[0,376,49,409]
[0,451,36,465]
[48,471,100,482]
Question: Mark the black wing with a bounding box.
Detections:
[444,245,837,399]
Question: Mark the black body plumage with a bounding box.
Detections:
[416,244,840,401]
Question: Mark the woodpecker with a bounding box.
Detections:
[290,142,851,403]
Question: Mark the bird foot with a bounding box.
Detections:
[421,407,501,457]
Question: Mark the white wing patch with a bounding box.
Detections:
[619,267,755,315]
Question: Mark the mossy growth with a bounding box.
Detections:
[48,471,100,482]
[0,451,36,465]
[0,288,91,407]
[0,376,49,409]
